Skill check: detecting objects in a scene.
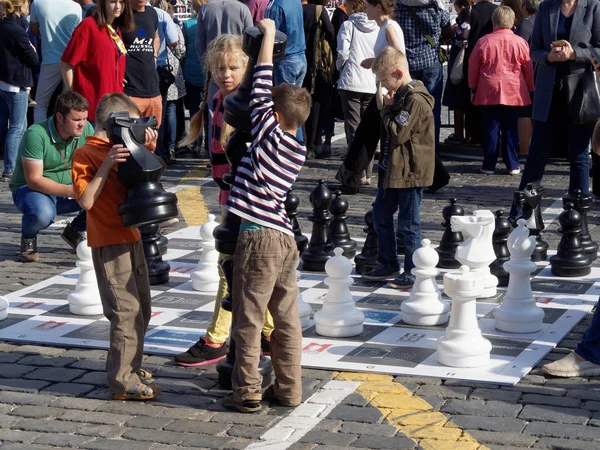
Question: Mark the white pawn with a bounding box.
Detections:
[314,247,364,337]
[437,266,492,368]
[494,219,544,333]
[0,295,8,321]
[191,214,220,293]
[401,239,450,326]
[68,241,103,316]
[296,261,312,328]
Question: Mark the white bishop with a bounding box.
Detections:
[68,241,103,315]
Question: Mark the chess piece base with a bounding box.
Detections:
[437,330,492,368]
[148,262,170,285]
[402,311,450,326]
[68,300,103,316]
[315,320,363,338]
[0,309,6,321]
[550,255,592,277]
[494,302,544,333]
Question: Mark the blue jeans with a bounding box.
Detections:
[0,89,28,174]
[412,61,443,151]
[519,119,592,193]
[480,105,520,172]
[166,100,177,152]
[274,53,307,87]
[576,297,600,365]
[372,182,423,273]
[12,185,86,239]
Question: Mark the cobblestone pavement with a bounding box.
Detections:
[1,129,600,450]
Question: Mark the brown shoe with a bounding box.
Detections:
[20,237,39,262]
[112,382,162,401]
[61,223,86,252]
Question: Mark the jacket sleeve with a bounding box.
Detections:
[13,26,39,69]
[530,1,550,66]
[380,95,427,147]
[321,7,336,48]
[573,0,600,64]
[521,41,535,92]
[468,39,483,89]
[336,22,351,71]
[195,6,206,63]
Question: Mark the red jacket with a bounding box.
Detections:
[468,28,534,106]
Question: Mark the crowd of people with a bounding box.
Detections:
[2,0,600,408]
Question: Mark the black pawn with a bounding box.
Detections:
[329,190,357,258]
[563,190,598,261]
[355,208,379,275]
[284,188,308,254]
[521,183,548,262]
[490,210,511,287]
[301,180,335,271]
[550,203,592,277]
[436,198,464,269]
[140,224,170,285]
[157,228,168,256]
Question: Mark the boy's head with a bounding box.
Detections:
[95,93,142,132]
[371,46,411,93]
[272,84,312,132]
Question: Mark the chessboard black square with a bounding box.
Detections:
[162,311,214,329]
[151,292,214,310]
[166,238,202,251]
[340,343,436,368]
[357,293,404,311]
[302,325,384,342]
[0,314,30,330]
[25,284,75,300]
[43,304,104,320]
[532,279,595,295]
[392,319,447,331]
[172,251,202,264]
[487,336,532,357]
[150,276,191,292]
[63,321,110,340]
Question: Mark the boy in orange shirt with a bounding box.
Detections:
[71,93,161,401]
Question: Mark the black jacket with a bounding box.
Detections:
[0,15,39,89]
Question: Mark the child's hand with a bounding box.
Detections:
[144,127,159,147]
[383,91,395,106]
[103,144,130,168]
[258,19,276,37]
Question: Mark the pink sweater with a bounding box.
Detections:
[468,28,535,106]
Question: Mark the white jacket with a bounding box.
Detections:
[336,12,379,94]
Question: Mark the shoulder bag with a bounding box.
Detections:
[564,66,600,124]
[408,7,448,64]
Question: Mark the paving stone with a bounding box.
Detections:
[502,385,567,397]
[443,380,501,389]
[163,418,228,434]
[533,437,600,450]
[448,415,527,433]
[0,444,56,450]
[75,424,129,438]
[300,431,358,446]
[180,434,233,448]
[17,418,83,434]
[589,411,600,427]
[0,353,25,363]
[288,443,317,450]
[18,355,76,367]
[519,404,591,425]
[328,405,384,424]
[227,425,268,439]
[209,412,279,427]
[124,416,174,429]
[33,433,95,447]
[142,355,172,365]
[95,401,168,417]
[122,428,183,444]
[0,413,23,429]
[152,366,199,379]
[58,410,131,425]
[315,446,371,450]
[0,378,52,393]
[69,359,107,371]
[467,430,537,447]
[302,369,335,380]
[84,438,153,450]
[582,400,600,411]
[0,404,14,414]
[520,393,581,408]
[419,395,445,411]
[441,399,522,418]
[61,348,107,360]
[470,388,522,403]
[394,376,442,385]
[313,419,343,432]
[350,435,416,449]
[340,421,397,437]
[0,391,56,406]
[41,382,95,397]
[14,345,66,357]
[0,363,37,378]
[73,371,108,385]
[416,385,472,399]
[9,405,66,419]
[152,392,215,409]
[23,367,86,382]
[341,393,370,407]
[0,429,41,443]
[50,397,105,411]
[156,377,216,395]
[566,389,600,401]
[524,421,600,440]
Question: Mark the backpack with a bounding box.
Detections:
[311,5,334,93]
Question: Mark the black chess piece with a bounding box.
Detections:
[139,224,170,285]
[354,208,379,275]
[562,190,598,261]
[436,198,464,269]
[157,230,168,256]
[329,190,357,258]
[301,180,335,271]
[508,191,525,225]
[550,202,592,277]
[396,231,404,255]
[490,210,511,287]
[521,183,548,262]
[284,188,308,253]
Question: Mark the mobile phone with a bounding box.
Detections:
[588,44,600,63]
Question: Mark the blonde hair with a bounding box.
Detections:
[191,0,208,14]
[371,46,408,75]
[0,0,27,15]
[273,84,312,130]
[492,6,516,29]
[95,93,142,131]
[179,35,249,149]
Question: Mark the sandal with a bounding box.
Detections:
[138,368,154,381]
[112,382,162,401]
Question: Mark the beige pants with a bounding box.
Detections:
[92,240,151,395]
[231,228,302,404]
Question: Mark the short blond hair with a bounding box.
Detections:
[272,84,312,129]
[371,46,408,75]
[95,93,142,131]
[492,6,515,29]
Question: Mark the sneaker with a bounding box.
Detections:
[480,167,495,175]
[261,333,271,356]
[20,237,39,263]
[0,172,12,182]
[223,392,262,413]
[61,223,87,252]
[388,272,416,289]
[507,166,521,175]
[362,265,400,281]
[542,352,600,377]
[174,336,227,367]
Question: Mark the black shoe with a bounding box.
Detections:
[261,333,271,356]
[388,272,416,289]
[174,337,227,367]
[362,265,400,281]
[61,223,87,252]
[336,184,360,195]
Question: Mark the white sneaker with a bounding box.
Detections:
[508,167,521,175]
[480,167,495,175]
[542,352,600,377]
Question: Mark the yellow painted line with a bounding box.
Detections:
[335,372,490,450]
[176,164,211,226]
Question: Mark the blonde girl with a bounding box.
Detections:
[175,35,275,367]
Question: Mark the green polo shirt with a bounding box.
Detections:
[9,117,94,194]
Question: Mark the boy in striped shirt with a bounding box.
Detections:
[223,19,312,414]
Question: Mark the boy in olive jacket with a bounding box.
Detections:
[362,46,435,289]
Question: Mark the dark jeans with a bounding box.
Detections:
[372,180,423,273]
[184,81,203,118]
[157,82,169,160]
[12,185,86,239]
[480,105,520,172]
[165,98,185,152]
[303,81,332,153]
[576,296,600,365]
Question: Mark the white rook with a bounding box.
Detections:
[191,214,220,293]
[68,241,103,316]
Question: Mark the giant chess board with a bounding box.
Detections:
[1,226,599,386]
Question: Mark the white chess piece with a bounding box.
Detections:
[68,241,103,316]
[494,219,544,333]
[437,265,492,368]
[452,210,498,298]
[296,261,312,328]
[401,239,450,326]
[191,214,220,293]
[314,247,364,337]
[0,295,8,321]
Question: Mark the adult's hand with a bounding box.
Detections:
[593,58,600,76]
[361,58,374,69]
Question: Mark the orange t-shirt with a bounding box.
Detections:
[72,136,141,248]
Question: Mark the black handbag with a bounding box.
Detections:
[565,66,600,124]
[157,63,176,94]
